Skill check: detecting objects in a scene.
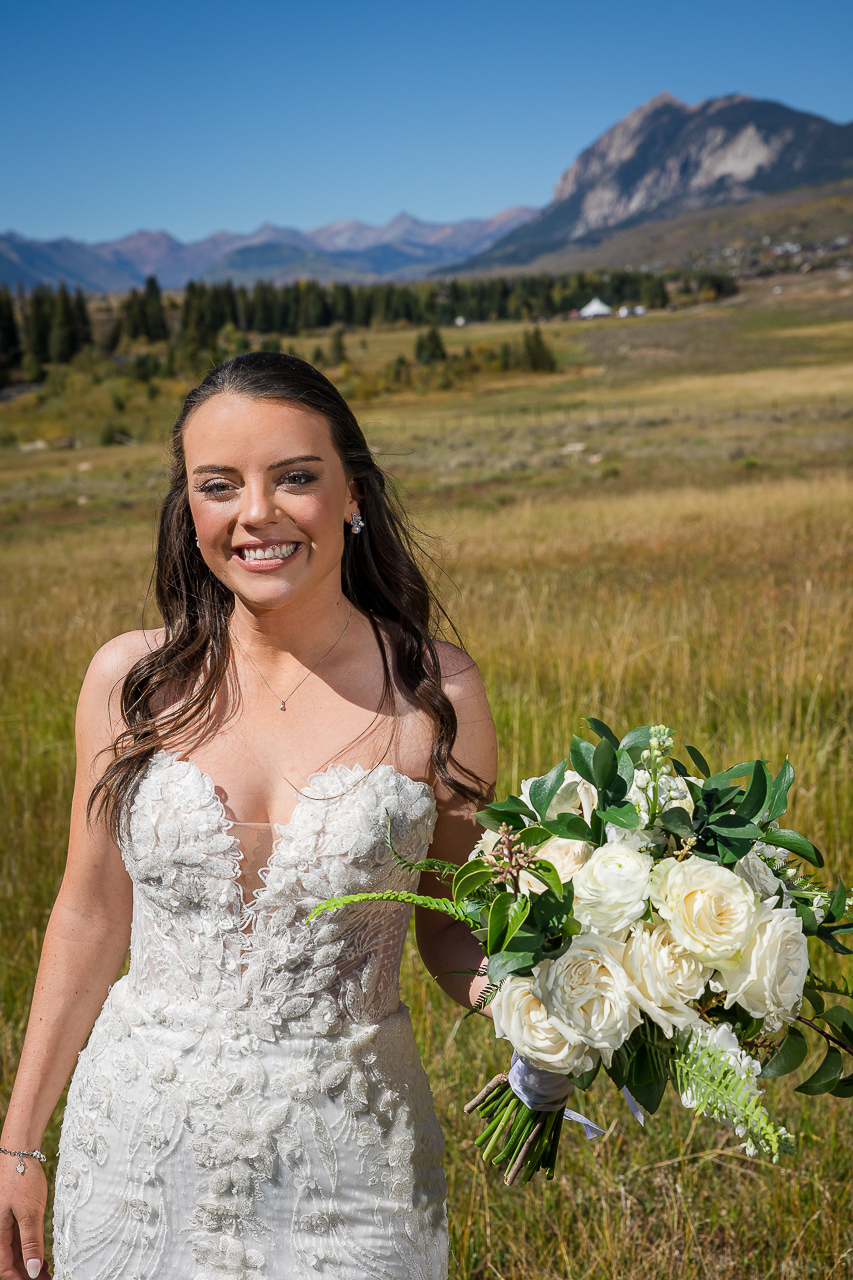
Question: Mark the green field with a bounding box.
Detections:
[1,268,853,1277]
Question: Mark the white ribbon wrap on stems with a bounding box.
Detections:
[508,1052,646,1140]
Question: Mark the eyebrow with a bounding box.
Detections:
[192,455,324,476]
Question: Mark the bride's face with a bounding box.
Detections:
[183,393,360,611]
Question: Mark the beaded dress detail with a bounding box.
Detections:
[53,753,448,1280]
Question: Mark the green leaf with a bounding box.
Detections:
[827,878,847,924]
[619,725,653,753]
[452,859,494,905]
[658,806,695,840]
[819,1005,853,1046]
[793,900,818,933]
[514,824,555,849]
[593,738,618,792]
[670,757,690,778]
[705,761,761,787]
[487,893,515,954]
[796,1047,844,1096]
[569,736,596,785]
[585,718,620,749]
[487,950,539,982]
[502,894,531,948]
[802,984,825,1015]
[528,759,569,821]
[815,927,853,955]
[760,1026,808,1078]
[685,745,711,778]
[831,1072,853,1099]
[737,761,772,821]
[476,796,537,832]
[706,816,765,840]
[543,813,594,841]
[525,858,564,899]
[615,748,635,793]
[571,1061,601,1091]
[761,828,824,868]
[597,802,640,830]
[767,759,795,823]
[626,1043,668,1114]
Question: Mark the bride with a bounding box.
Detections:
[0,352,496,1280]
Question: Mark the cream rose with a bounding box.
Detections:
[571,841,653,937]
[533,934,642,1065]
[468,829,500,861]
[519,835,591,895]
[520,768,597,824]
[721,905,809,1031]
[733,849,790,905]
[650,856,761,970]
[622,921,710,1036]
[491,973,595,1074]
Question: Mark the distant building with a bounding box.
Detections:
[579,297,612,318]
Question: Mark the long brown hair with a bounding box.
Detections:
[90,351,487,840]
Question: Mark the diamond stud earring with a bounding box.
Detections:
[350,513,365,534]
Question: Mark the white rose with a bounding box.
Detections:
[721,905,809,1031]
[572,842,654,938]
[733,849,790,905]
[622,921,710,1036]
[521,768,597,824]
[468,829,500,861]
[650,856,761,970]
[491,974,595,1075]
[519,836,591,895]
[533,934,642,1065]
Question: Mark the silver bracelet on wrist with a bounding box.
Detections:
[0,1146,47,1174]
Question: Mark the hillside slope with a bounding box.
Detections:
[458,94,853,271]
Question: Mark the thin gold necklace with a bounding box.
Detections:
[230,603,353,711]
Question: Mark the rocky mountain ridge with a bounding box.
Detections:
[456,93,853,271]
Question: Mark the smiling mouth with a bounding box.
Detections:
[236,542,299,561]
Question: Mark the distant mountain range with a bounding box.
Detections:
[0,208,538,292]
[456,93,853,272]
[3,92,852,292]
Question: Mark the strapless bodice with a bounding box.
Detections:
[121,751,438,1035]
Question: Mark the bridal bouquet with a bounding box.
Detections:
[310,720,853,1186]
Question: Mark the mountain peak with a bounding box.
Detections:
[460,92,853,272]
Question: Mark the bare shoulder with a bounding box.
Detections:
[434,640,490,711]
[83,629,164,695]
[77,629,164,747]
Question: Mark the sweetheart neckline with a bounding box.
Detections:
[145,750,437,920]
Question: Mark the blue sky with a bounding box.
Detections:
[3,0,852,243]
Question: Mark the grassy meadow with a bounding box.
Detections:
[1,269,852,1277]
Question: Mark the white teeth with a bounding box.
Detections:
[242,543,297,561]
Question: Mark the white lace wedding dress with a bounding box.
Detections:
[52,753,449,1280]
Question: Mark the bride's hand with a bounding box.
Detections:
[0,1160,49,1279]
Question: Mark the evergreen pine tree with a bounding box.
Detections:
[329,328,347,366]
[73,289,92,348]
[49,284,77,363]
[142,276,169,341]
[0,285,22,375]
[415,325,446,365]
[26,286,54,365]
[521,326,556,372]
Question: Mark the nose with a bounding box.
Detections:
[239,477,286,529]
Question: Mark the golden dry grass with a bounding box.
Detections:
[1,277,853,1277]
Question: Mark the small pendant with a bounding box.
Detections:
[16,1159,24,1174]
[279,700,286,711]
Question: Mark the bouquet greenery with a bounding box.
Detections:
[310,720,853,1187]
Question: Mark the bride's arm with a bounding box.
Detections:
[414,649,498,1013]
[0,635,144,1280]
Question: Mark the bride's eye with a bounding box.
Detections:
[280,470,318,487]
[194,479,236,498]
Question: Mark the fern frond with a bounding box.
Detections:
[672,1033,794,1162]
[307,891,469,923]
[466,982,500,1019]
[383,813,457,880]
